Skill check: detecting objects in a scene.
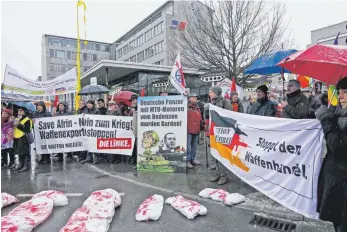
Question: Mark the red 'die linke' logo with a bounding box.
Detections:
[97,138,132,150]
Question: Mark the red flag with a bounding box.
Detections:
[231,77,237,92]
[141,88,145,96]
[178,21,186,31]
[53,95,59,108]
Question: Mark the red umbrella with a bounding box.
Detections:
[277,44,347,85]
[113,91,136,107]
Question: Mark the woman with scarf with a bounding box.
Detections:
[315,76,347,232]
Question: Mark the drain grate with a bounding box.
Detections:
[249,215,296,231]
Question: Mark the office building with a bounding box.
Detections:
[310,21,347,46]
[41,34,112,108]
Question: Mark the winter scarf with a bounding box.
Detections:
[335,107,347,130]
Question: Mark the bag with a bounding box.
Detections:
[26,131,34,144]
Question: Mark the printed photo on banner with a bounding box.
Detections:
[1,121,14,150]
[208,104,323,219]
[2,65,77,96]
[137,95,187,173]
[34,114,134,155]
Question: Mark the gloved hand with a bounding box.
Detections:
[315,105,334,121]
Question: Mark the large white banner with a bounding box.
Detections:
[137,95,187,173]
[34,115,135,155]
[209,104,323,218]
[3,65,77,96]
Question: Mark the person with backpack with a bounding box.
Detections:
[13,106,32,172]
[206,86,232,185]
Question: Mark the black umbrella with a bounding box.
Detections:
[78,85,110,95]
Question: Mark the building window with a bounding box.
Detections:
[101,45,110,52]
[84,66,91,72]
[86,42,95,50]
[117,48,123,58]
[67,51,77,60]
[87,53,93,61]
[137,34,144,46]
[80,41,86,50]
[145,46,154,58]
[145,29,153,41]
[153,60,164,65]
[50,49,65,58]
[93,54,97,61]
[83,53,87,61]
[154,22,163,36]
[50,63,65,72]
[49,38,63,47]
[154,41,164,54]
[65,40,76,48]
[129,40,135,51]
[137,51,145,62]
[130,55,136,62]
[123,44,129,54]
[95,44,100,51]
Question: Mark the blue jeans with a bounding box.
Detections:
[187,133,199,162]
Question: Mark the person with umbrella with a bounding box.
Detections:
[280,80,309,119]
[13,106,32,171]
[315,76,347,232]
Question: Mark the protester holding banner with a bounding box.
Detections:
[84,100,99,115]
[230,91,244,113]
[187,93,202,169]
[106,101,120,116]
[301,87,322,119]
[56,101,73,116]
[13,106,32,171]
[281,80,309,119]
[1,109,15,169]
[97,99,107,115]
[315,76,347,232]
[248,85,276,117]
[206,86,232,185]
[77,100,87,114]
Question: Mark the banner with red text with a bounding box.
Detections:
[209,104,323,219]
[34,115,134,155]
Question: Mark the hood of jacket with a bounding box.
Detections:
[57,101,68,114]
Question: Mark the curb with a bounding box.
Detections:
[85,163,318,223]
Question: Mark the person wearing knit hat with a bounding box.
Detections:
[230,91,244,113]
[315,76,347,232]
[248,85,276,117]
[207,85,232,185]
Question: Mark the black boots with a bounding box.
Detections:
[38,154,51,164]
[18,154,30,172]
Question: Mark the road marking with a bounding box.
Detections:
[17,192,125,197]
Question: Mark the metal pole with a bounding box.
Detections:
[204,131,209,168]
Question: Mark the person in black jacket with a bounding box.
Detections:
[315,76,347,232]
[248,85,276,117]
[33,101,52,164]
[301,87,322,119]
[281,80,309,119]
[97,99,107,115]
[13,106,32,171]
[55,101,72,116]
[84,100,99,115]
[77,100,87,114]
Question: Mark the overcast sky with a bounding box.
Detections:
[1,0,347,80]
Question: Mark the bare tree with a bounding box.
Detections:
[169,1,294,84]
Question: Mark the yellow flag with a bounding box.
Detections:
[328,85,339,106]
[75,0,87,110]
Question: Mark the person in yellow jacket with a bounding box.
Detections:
[13,106,32,171]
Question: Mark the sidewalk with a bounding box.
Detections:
[91,142,331,226]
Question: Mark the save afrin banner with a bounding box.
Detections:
[1,121,14,150]
[34,115,134,155]
[3,65,77,96]
[137,95,187,173]
[209,104,323,219]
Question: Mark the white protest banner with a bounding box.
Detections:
[3,65,77,96]
[137,95,187,173]
[169,52,188,95]
[209,104,323,219]
[34,115,134,155]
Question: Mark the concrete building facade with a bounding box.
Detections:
[310,21,347,46]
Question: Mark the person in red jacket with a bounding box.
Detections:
[187,93,202,169]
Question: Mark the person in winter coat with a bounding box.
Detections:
[315,76,347,232]
[1,109,15,169]
[230,91,244,113]
[187,93,202,169]
[97,99,107,115]
[13,106,32,171]
[77,100,87,114]
[281,80,309,119]
[205,86,232,185]
[55,101,72,116]
[301,87,322,119]
[248,85,276,117]
[33,101,52,164]
[80,100,100,164]
[106,101,120,116]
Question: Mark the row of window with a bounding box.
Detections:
[49,63,91,73]
[49,49,98,61]
[123,41,164,63]
[48,37,110,52]
[117,21,164,58]
[153,60,164,65]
